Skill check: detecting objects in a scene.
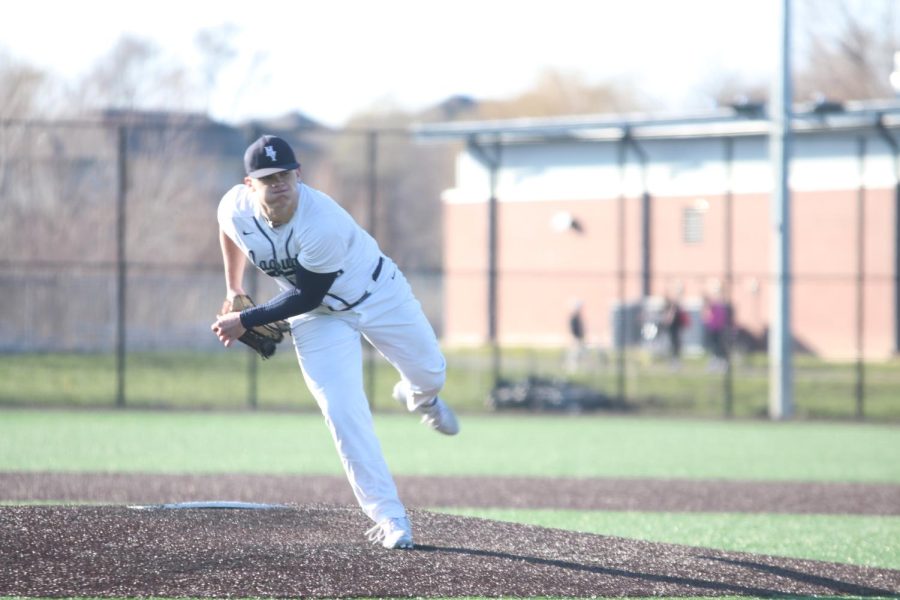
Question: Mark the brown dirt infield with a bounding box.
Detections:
[4,472,899,515]
[2,472,899,598]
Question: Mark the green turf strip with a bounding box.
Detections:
[6,350,900,421]
[440,508,900,571]
[1,409,898,482]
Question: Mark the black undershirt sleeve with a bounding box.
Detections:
[238,265,338,328]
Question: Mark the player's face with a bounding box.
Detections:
[246,168,300,226]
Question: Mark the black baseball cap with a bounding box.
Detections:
[244,135,300,178]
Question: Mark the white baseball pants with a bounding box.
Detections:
[289,258,446,524]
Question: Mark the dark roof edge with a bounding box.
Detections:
[411,99,900,142]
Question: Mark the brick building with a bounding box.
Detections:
[419,101,900,360]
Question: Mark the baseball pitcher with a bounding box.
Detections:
[211,135,459,549]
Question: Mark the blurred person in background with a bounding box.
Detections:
[702,289,729,372]
[661,295,688,369]
[565,299,587,373]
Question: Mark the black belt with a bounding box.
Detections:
[325,256,384,312]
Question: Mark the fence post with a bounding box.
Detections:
[465,137,502,389]
[488,141,501,388]
[247,267,259,409]
[115,124,127,408]
[616,134,628,405]
[723,137,735,417]
[855,135,866,418]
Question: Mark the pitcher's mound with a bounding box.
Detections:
[2,504,898,598]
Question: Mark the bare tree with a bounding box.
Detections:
[0,53,116,262]
[471,68,644,120]
[794,0,900,102]
[194,24,240,114]
[0,52,47,235]
[0,51,48,120]
[0,37,235,265]
[688,1,899,111]
[74,36,198,114]
[706,0,900,105]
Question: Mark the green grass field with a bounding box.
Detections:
[3,350,900,420]
[3,409,899,482]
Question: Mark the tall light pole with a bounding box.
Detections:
[769,0,794,419]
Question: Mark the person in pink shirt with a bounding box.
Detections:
[702,293,729,371]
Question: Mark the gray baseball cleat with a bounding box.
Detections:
[393,380,460,435]
[366,516,414,549]
[417,397,460,435]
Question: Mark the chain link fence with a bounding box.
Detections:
[1,116,898,420]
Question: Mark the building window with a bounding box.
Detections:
[683,206,705,244]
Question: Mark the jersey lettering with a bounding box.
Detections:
[257,255,300,280]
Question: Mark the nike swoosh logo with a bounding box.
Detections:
[242,230,253,235]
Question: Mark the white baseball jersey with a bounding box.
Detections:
[217,181,384,315]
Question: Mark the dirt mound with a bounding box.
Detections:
[2,504,898,598]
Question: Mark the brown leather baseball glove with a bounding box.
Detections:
[218,294,290,359]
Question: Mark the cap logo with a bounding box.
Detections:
[264,145,277,162]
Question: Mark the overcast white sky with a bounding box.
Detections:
[3,0,791,127]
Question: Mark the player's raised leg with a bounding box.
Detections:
[361,271,459,435]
